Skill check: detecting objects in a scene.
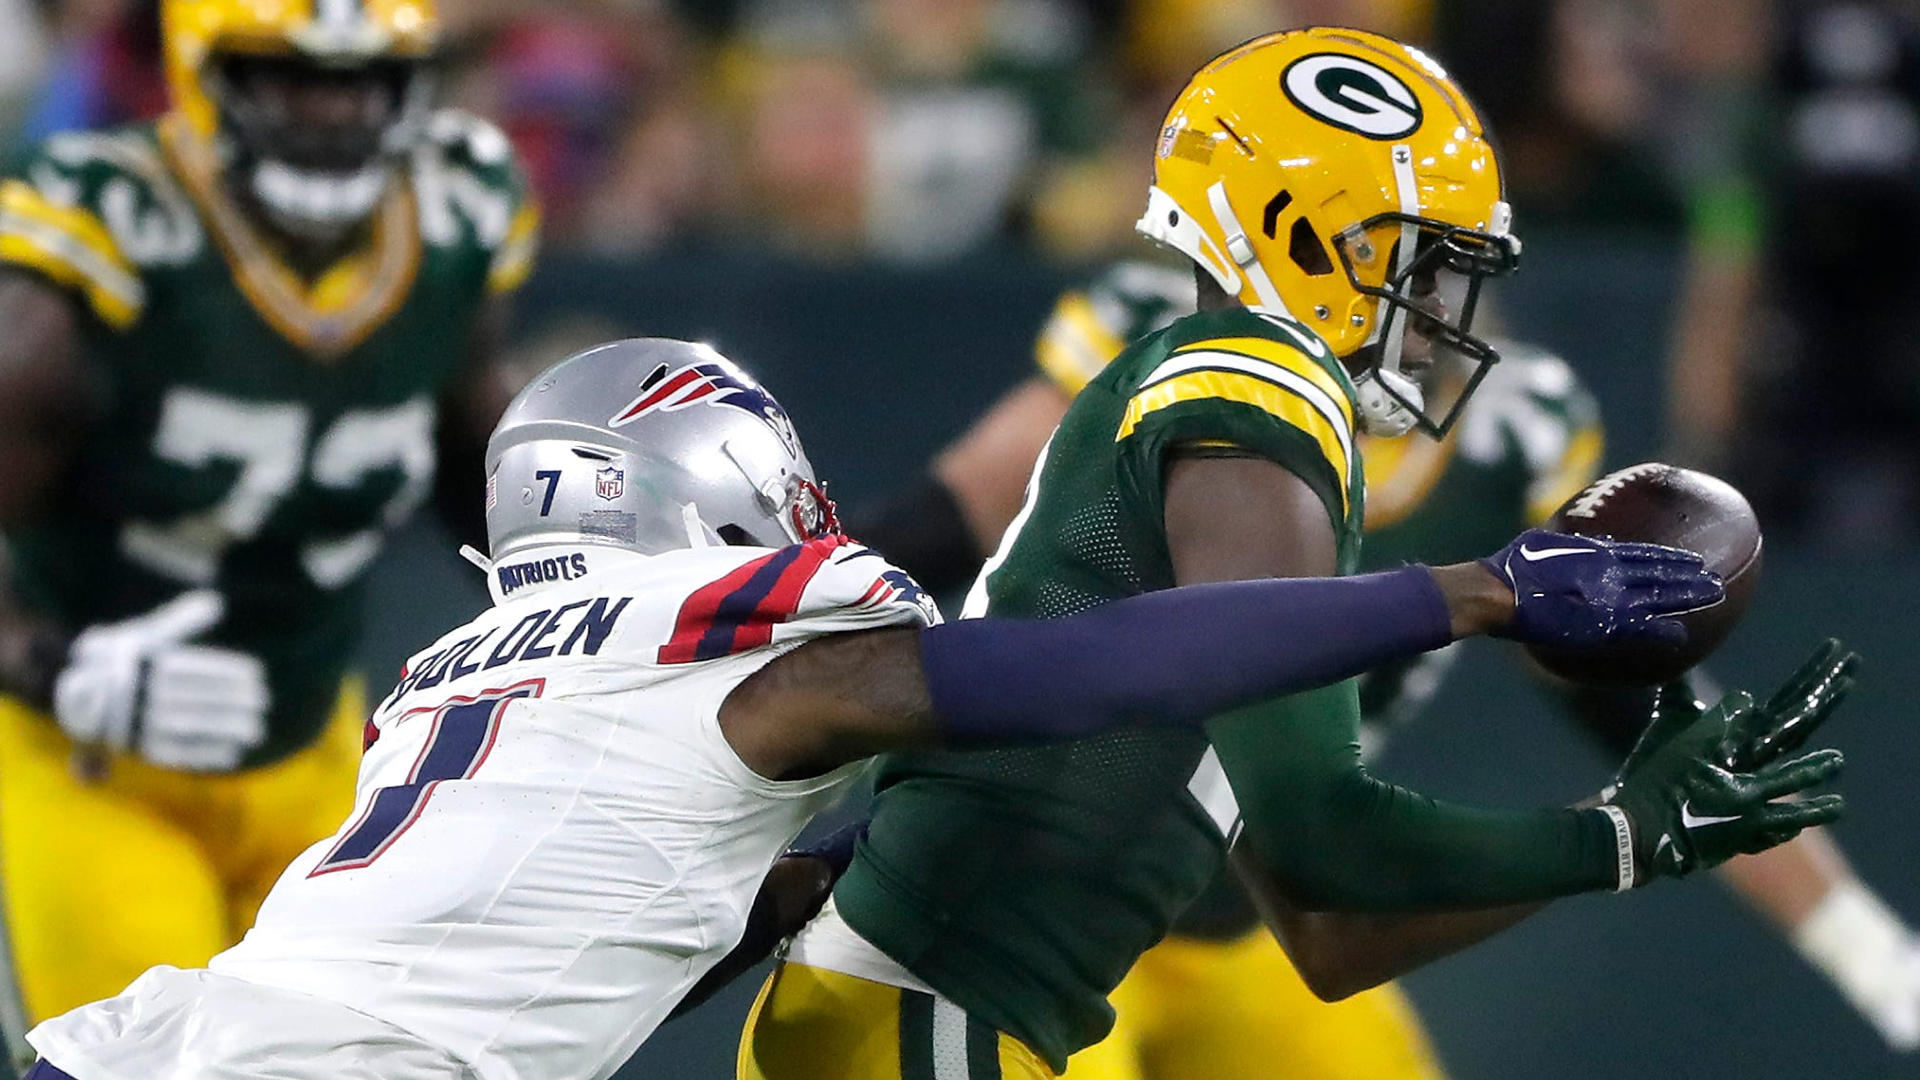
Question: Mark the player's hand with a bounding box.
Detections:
[51,591,269,772]
[1604,643,1855,884]
[773,819,866,928]
[665,820,866,1021]
[1479,528,1724,648]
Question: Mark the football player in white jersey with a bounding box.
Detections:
[16,339,1753,1080]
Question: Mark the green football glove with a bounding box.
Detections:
[1603,641,1857,885]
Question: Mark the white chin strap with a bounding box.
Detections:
[1353,143,1425,439]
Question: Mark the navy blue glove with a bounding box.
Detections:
[789,819,866,878]
[1480,528,1723,648]
[665,821,869,1022]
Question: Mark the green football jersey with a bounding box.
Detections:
[0,111,538,766]
[835,306,1366,1069]
[1026,263,1607,940]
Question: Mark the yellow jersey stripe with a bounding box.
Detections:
[0,179,142,328]
[1034,291,1125,395]
[1170,335,1354,428]
[1116,367,1353,508]
[487,200,542,296]
[1132,348,1355,472]
[1527,424,1605,525]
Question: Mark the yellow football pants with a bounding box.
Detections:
[0,683,365,1022]
[1062,931,1447,1080]
[740,962,1057,1080]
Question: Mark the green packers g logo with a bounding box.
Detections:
[1281,54,1423,140]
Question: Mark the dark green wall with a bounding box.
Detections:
[360,237,1917,1080]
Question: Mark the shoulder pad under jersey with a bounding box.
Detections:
[0,124,202,326]
[411,110,540,294]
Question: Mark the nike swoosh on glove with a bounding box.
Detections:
[1605,642,1855,884]
[1480,528,1724,648]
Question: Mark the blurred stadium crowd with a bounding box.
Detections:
[5,0,1920,542]
[0,0,1744,258]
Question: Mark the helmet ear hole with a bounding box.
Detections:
[716,524,755,547]
[1260,190,1294,239]
[1289,218,1335,277]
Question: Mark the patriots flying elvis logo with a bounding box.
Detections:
[608,360,800,454]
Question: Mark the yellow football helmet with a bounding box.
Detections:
[163,0,440,239]
[1136,27,1519,437]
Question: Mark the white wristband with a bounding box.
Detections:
[1597,805,1634,892]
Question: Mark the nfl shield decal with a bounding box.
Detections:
[596,466,625,501]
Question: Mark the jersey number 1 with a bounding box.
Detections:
[310,681,542,876]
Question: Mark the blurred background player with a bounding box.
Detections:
[739,27,1853,1080]
[0,0,537,1036]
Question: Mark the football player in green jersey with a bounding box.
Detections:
[841,79,1920,1080]
[879,263,1920,1080]
[737,27,1857,1080]
[0,0,538,1033]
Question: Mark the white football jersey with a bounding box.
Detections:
[29,537,939,1080]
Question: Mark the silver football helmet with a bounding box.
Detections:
[483,338,838,560]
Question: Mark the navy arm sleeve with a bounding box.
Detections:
[917,566,1452,742]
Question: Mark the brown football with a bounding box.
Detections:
[1525,462,1762,687]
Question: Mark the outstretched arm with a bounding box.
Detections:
[720,494,1717,782]
[1185,453,1838,915]
[720,561,1466,780]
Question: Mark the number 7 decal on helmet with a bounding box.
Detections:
[311,679,544,876]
